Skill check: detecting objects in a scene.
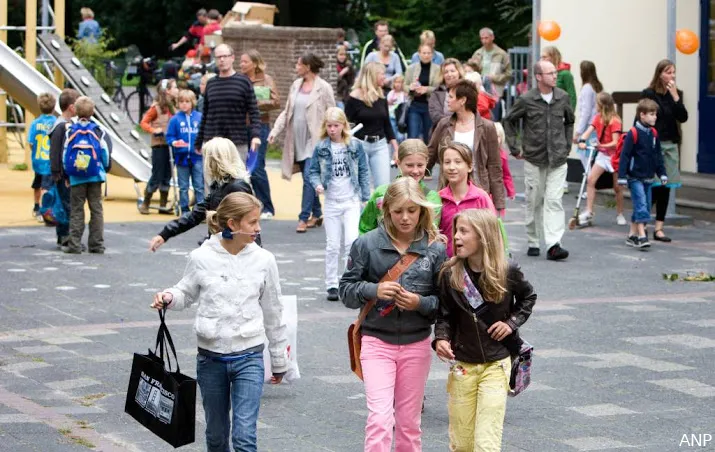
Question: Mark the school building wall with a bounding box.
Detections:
[541,0,700,173]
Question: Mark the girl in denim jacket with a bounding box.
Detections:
[308,107,370,301]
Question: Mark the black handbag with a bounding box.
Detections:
[397,99,411,134]
[125,308,196,448]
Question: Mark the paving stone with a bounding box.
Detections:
[647,379,715,398]
[569,403,638,417]
[46,378,102,391]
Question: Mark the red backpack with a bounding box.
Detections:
[612,126,658,172]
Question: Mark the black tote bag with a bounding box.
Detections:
[125,309,196,448]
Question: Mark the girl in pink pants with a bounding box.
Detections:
[340,177,447,451]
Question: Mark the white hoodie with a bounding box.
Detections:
[165,234,288,373]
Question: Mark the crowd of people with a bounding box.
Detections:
[22,10,690,451]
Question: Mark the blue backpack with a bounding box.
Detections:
[64,121,104,177]
[39,185,68,226]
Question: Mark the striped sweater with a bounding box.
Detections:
[195,73,262,150]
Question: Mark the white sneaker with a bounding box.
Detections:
[578,211,593,226]
[580,192,588,200]
[616,214,627,226]
[35,213,44,223]
[260,212,274,220]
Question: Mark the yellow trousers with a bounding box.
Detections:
[446,357,511,452]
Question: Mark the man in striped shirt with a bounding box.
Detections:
[195,43,262,161]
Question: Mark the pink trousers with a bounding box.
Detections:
[361,335,432,452]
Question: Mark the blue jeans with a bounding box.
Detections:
[362,139,391,188]
[177,159,204,212]
[407,101,432,143]
[55,180,70,240]
[628,179,652,224]
[147,145,172,193]
[297,158,322,222]
[390,116,405,144]
[197,352,265,452]
[250,124,275,215]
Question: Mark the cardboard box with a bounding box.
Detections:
[222,2,278,26]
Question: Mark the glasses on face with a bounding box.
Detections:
[537,71,557,76]
[215,54,234,60]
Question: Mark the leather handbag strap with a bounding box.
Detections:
[355,252,421,326]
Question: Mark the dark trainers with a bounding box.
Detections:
[63,247,81,254]
[547,244,569,261]
[327,288,339,301]
[89,248,105,254]
[625,236,639,247]
[527,247,540,257]
[638,236,651,249]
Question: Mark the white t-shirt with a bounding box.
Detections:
[453,129,474,150]
[326,142,354,200]
[540,92,554,104]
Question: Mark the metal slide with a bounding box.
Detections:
[0,40,151,181]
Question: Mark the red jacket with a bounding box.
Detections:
[478,92,497,120]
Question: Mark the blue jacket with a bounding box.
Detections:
[166,110,202,166]
[78,19,101,43]
[618,122,666,181]
[308,137,370,202]
[28,114,56,175]
[63,119,110,187]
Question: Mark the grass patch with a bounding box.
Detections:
[58,428,72,435]
[32,356,45,363]
[76,420,91,429]
[266,143,282,160]
[11,163,28,171]
[605,199,617,209]
[59,427,96,449]
[79,393,106,407]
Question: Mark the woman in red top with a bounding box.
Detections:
[576,92,625,226]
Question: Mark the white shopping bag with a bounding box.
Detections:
[263,295,300,383]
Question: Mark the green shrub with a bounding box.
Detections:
[11,163,28,171]
[266,144,282,160]
[70,35,125,95]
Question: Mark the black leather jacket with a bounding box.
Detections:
[434,262,536,364]
[158,178,254,243]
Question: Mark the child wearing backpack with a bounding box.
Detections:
[617,99,667,249]
[308,107,370,301]
[576,92,626,227]
[63,96,110,254]
[166,89,203,214]
[139,78,178,214]
[28,93,57,222]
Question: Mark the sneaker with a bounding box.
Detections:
[327,288,339,301]
[547,244,569,261]
[625,235,639,247]
[63,247,81,254]
[580,192,587,200]
[527,247,540,257]
[260,212,274,220]
[89,248,105,255]
[578,211,593,227]
[616,214,627,226]
[638,236,651,249]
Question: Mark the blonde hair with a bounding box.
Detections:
[381,177,442,247]
[320,107,351,145]
[464,71,483,91]
[207,192,262,234]
[80,7,94,19]
[37,93,56,114]
[353,62,385,107]
[177,89,197,108]
[243,49,266,75]
[392,74,406,92]
[438,142,475,189]
[155,79,177,114]
[541,46,562,67]
[494,122,505,147]
[596,92,620,126]
[440,209,508,302]
[74,96,95,118]
[380,34,395,49]
[420,30,436,46]
[397,139,429,164]
[202,137,250,187]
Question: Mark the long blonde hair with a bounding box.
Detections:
[397,139,430,164]
[381,177,441,247]
[319,107,351,145]
[353,61,385,107]
[438,142,476,189]
[202,137,250,187]
[541,46,562,67]
[596,92,620,128]
[440,209,508,302]
[207,192,262,234]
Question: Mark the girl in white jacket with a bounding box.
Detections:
[151,192,288,452]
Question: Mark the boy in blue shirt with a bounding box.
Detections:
[617,98,667,249]
[166,89,203,214]
[28,93,57,222]
[63,96,110,254]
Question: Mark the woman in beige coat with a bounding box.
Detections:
[268,53,336,232]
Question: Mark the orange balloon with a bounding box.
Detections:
[675,29,699,55]
[538,21,561,41]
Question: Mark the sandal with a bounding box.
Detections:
[653,229,672,242]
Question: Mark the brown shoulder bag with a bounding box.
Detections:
[347,253,420,380]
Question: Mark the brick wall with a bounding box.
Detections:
[222,25,340,131]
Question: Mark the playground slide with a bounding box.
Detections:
[0,40,151,181]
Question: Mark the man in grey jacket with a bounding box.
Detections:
[503,60,575,261]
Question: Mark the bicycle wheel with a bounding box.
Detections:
[126,90,154,125]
